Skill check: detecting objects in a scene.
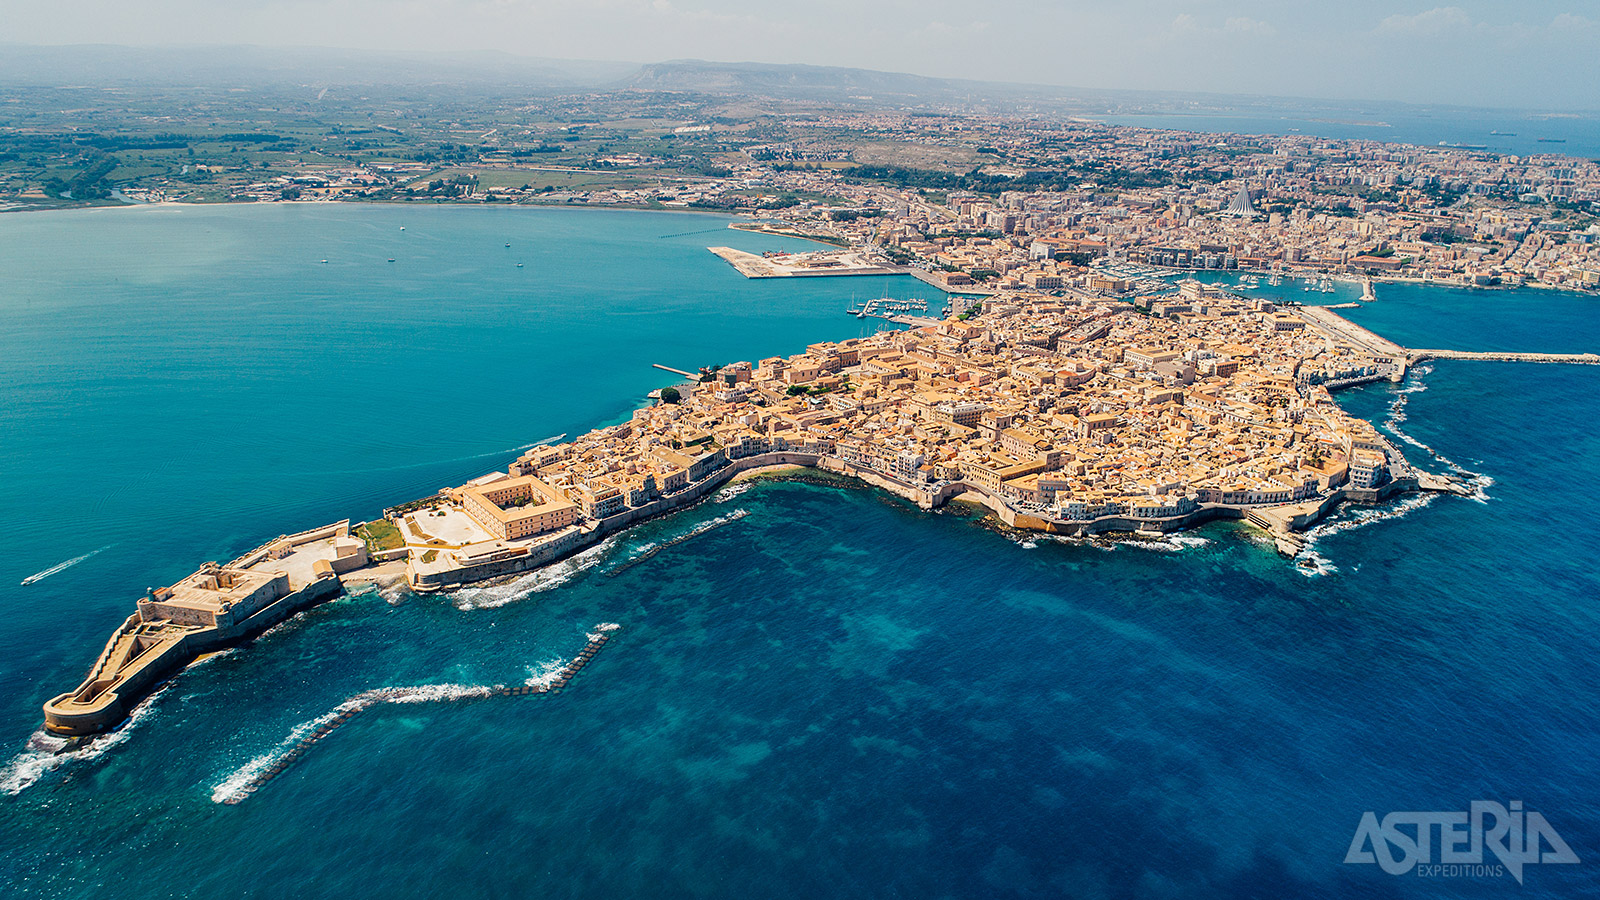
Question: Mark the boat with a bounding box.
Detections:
[399,226,406,231]
[387,258,396,263]
[320,259,328,264]
[516,263,524,268]
[505,242,511,247]
[1538,138,1567,144]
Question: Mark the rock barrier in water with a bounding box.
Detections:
[219,625,619,804]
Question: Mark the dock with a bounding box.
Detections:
[1294,306,1598,370]
[218,625,619,804]
[652,363,699,379]
[708,246,900,279]
[1409,349,1600,365]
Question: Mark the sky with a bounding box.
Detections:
[1,0,1597,110]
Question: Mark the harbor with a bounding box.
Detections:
[708,246,901,278]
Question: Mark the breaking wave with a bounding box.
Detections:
[1293,492,1438,577]
[449,538,619,610]
[713,481,752,503]
[1,684,169,796]
[210,683,494,804]
[1384,372,1494,503]
[608,509,750,575]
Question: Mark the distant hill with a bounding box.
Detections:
[619,60,968,100]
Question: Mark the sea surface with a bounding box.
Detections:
[2,203,1599,898]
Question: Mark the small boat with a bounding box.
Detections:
[399,226,406,231]
[505,242,511,248]
[516,263,524,268]
[320,259,328,264]
[387,258,396,263]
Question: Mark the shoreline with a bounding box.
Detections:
[39,267,1499,738]
[38,409,1444,739]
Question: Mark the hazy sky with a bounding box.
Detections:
[2,1,1597,109]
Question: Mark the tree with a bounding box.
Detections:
[659,387,681,405]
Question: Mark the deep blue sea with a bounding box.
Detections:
[2,203,1599,899]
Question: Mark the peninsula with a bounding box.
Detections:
[43,281,1510,738]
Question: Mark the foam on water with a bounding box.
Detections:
[450,538,619,611]
[1,684,169,796]
[1036,532,1211,553]
[713,481,753,503]
[19,545,110,586]
[608,509,751,574]
[1383,370,1495,503]
[211,683,495,804]
[1293,493,1439,577]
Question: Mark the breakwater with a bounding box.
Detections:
[213,624,619,804]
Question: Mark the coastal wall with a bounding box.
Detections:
[409,452,823,590]
[42,575,344,736]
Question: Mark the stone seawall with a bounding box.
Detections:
[43,576,345,736]
[409,452,823,591]
[410,450,1433,593]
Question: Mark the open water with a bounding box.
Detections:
[2,203,1598,898]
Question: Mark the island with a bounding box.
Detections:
[45,281,1507,738]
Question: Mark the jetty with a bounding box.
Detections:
[1295,306,1598,370]
[1409,349,1600,365]
[652,363,699,379]
[219,627,618,804]
[708,246,899,279]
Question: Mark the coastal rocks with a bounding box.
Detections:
[217,625,619,804]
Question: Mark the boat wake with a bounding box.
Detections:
[1,684,168,796]
[20,546,110,586]
[292,435,565,477]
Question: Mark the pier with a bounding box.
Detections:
[708,246,900,279]
[219,626,619,804]
[652,363,699,379]
[1409,349,1600,365]
[1296,306,1598,370]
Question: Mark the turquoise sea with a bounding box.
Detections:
[2,203,1599,898]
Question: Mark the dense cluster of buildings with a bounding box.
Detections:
[398,284,1406,588]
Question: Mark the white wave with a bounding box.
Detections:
[1,684,168,796]
[1032,532,1208,552]
[1291,493,1439,577]
[524,658,568,688]
[449,538,618,611]
[1382,372,1494,504]
[211,682,495,803]
[20,545,110,586]
[610,508,751,571]
[713,481,752,503]
[1294,548,1339,578]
